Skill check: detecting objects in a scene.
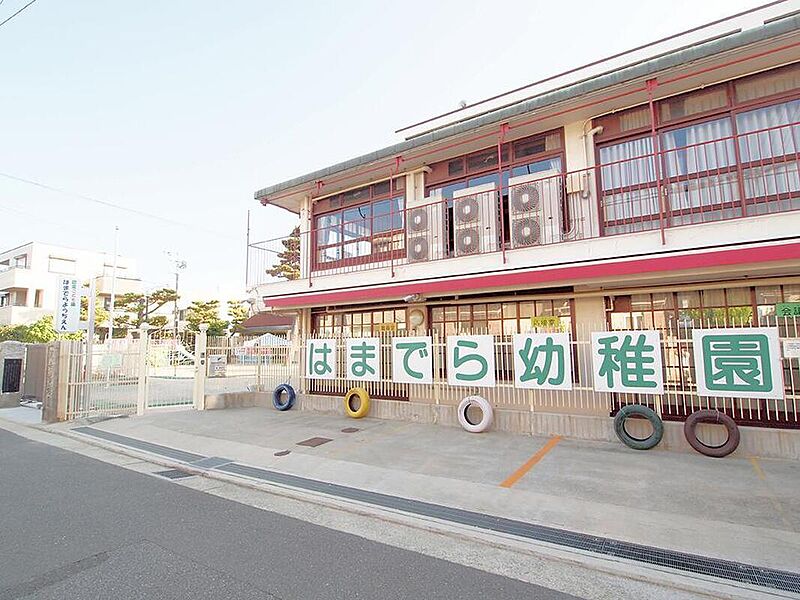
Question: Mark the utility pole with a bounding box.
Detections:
[166,253,187,341]
[107,225,119,343]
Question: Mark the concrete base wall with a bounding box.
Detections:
[285,393,800,460]
[0,392,20,408]
[204,392,267,410]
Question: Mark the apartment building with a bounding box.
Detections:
[0,242,141,325]
[248,11,800,439]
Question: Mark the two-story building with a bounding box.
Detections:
[0,242,142,326]
[249,11,800,446]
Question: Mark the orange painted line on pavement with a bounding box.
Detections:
[500,436,562,488]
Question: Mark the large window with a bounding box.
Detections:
[48,257,76,275]
[430,298,572,336]
[313,179,405,269]
[425,130,565,252]
[312,307,407,336]
[597,63,800,234]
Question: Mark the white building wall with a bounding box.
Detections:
[0,242,141,326]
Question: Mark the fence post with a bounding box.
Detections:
[55,340,71,421]
[194,324,208,410]
[136,325,150,416]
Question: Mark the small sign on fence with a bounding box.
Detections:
[208,355,227,377]
[783,338,800,359]
[776,302,800,317]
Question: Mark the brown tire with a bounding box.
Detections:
[684,410,740,458]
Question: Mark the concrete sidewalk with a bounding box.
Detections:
[41,406,800,577]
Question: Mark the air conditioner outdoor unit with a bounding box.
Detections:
[508,170,562,249]
[406,198,446,264]
[452,183,499,257]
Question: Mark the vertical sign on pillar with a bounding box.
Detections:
[54,277,80,333]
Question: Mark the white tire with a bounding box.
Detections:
[457,395,493,433]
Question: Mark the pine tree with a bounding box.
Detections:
[266,226,300,280]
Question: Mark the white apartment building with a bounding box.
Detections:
[0,242,142,326]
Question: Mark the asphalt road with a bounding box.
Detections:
[0,429,577,600]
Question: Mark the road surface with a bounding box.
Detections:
[0,429,577,599]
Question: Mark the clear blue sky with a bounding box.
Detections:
[0,0,764,301]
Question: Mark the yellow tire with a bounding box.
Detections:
[344,387,370,419]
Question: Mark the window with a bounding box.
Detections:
[313,180,405,268]
[0,293,8,308]
[13,254,27,268]
[736,98,800,211]
[48,257,76,274]
[430,298,572,337]
[312,307,407,336]
[425,130,565,253]
[597,63,800,235]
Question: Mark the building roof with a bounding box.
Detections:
[254,13,800,212]
[239,312,295,331]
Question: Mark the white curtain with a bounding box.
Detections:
[661,117,735,177]
[599,137,655,190]
[736,99,800,162]
[737,99,800,200]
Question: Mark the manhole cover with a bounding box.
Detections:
[341,427,359,433]
[274,450,291,457]
[296,437,332,448]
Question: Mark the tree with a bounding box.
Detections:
[115,288,178,332]
[266,225,300,280]
[0,316,82,343]
[80,297,111,338]
[185,300,229,336]
[227,300,249,333]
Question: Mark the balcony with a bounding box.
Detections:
[0,266,33,291]
[248,120,800,296]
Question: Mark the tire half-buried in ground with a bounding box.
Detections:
[344,387,370,419]
[684,409,740,458]
[613,404,664,450]
[457,395,493,433]
[272,384,295,411]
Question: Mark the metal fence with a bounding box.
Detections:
[292,317,800,429]
[58,333,197,420]
[204,335,294,395]
[247,120,800,288]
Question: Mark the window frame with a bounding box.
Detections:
[311,179,406,271]
[595,66,800,235]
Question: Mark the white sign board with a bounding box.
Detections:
[446,335,496,388]
[591,330,664,394]
[783,339,800,359]
[346,337,381,382]
[692,328,783,399]
[512,333,573,390]
[54,277,80,333]
[306,338,337,380]
[391,336,433,384]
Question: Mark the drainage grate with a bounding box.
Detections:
[190,456,233,469]
[215,464,800,594]
[73,427,205,463]
[154,469,195,480]
[72,427,800,594]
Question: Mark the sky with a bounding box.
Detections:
[0,0,773,302]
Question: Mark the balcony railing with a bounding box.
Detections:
[247,120,800,288]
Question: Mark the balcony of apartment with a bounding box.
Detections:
[248,118,800,305]
[0,265,35,292]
